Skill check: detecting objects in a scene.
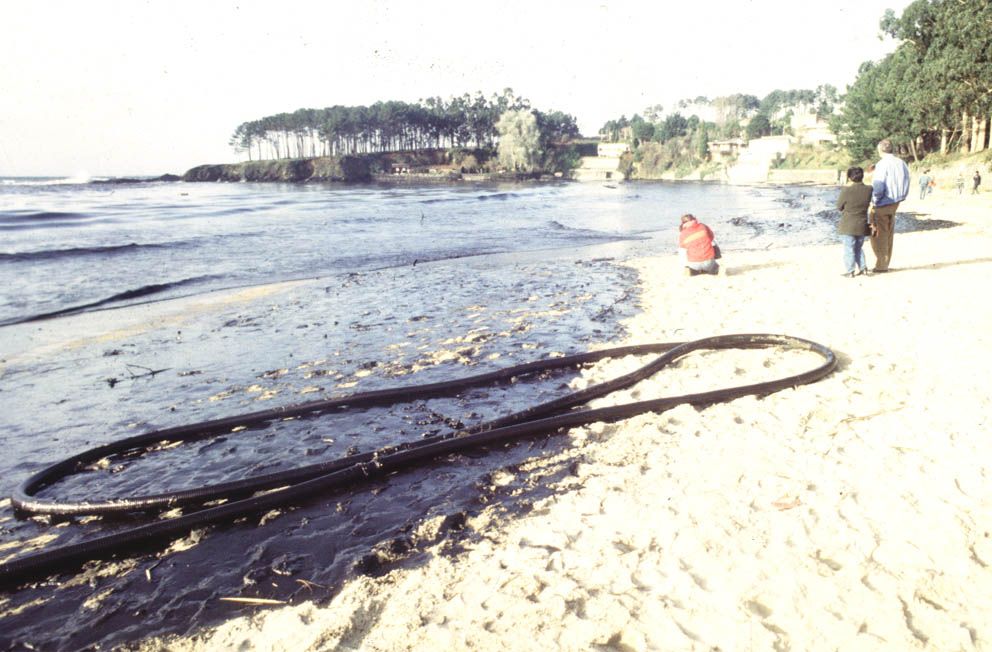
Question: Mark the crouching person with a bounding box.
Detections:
[678,214,721,276]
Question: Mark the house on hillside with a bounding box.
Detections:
[708,138,745,162]
[597,142,630,158]
[791,107,837,146]
[745,135,794,158]
[572,141,628,182]
[708,135,794,164]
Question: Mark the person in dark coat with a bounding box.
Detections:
[836,166,873,277]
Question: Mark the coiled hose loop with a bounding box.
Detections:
[1,334,836,588]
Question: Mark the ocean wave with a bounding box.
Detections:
[0,210,89,222]
[417,191,505,205]
[0,242,175,263]
[476,192,518,201]
[542,219,626,242]
[0,210,94,230]
[0,176,101,187]
[0,275,219,326]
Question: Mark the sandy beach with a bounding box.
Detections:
[116,185,991,650]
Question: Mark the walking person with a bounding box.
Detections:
[869,139,910,273]
[918,169,932,199]
[956,173,966,195]
[836,166,873,277]
[974,170,982,194]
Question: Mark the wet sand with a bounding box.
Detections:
[0,254,640,649]
[132,184,992,651]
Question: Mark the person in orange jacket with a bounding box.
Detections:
[678,214,721,276]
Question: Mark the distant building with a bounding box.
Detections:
[723,135,794,185]
[597,142,630,158]
[791,107,837,145]
[746,134,794,157]
[573,155,622,182]
[708,138,746,162]
[597,127,633,142]
[573,142,628,182]
[708,135,794,163]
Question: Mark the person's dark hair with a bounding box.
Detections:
[680,214,696,229]
[846,166,864,183]
[878,139,893,154]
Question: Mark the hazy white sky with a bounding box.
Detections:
[0,0,911,177]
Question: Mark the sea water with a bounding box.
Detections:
[0,179,840,325]
[0,177,843,649]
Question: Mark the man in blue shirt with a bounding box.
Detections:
[869,139,910,272]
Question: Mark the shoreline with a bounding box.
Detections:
[142,186,992,651]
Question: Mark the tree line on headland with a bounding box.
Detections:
[229,88,578,165]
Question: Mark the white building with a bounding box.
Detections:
[597,142,630,158]
[790,107,838,145]
[746,134,794,158]
[708,138,746,162]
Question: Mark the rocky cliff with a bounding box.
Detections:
[182,156,372,183]
[181,149,506,183]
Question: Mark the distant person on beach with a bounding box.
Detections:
[869,139,910,273]
[678,214,720,276]
[956,173,966,195]
[836,166,873,277]
[918,169,932,199]
[974,171,982,194]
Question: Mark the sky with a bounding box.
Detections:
[0,0,913,177]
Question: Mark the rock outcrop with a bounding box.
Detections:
[182,156,372,183]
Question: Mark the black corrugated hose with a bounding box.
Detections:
[0,334,836,588]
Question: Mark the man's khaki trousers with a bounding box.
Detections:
[870,202,899,271]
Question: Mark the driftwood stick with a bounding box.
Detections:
[124,364,171,379]
[105,365,171,387]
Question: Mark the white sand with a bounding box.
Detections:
[147,188,992,651]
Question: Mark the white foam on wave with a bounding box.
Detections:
[0,175,105,187]
[1,177,53,187]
